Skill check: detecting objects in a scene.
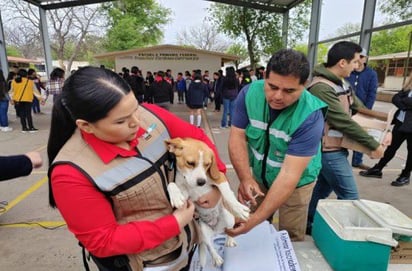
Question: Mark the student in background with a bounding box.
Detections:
[0,70,12,132]
[186,72,209,127]
[347,48,378,170]
[360,72,412,187]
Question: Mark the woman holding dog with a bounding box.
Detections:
[47,66,224,271]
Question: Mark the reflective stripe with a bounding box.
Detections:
[266,158,283,168]
[95,126,170,192]
[251,147,282,168]
[139,129,169,161]
[269,128,290,142]
[251,147,264,161]
[250,119,267,130]
[94,158,153,191]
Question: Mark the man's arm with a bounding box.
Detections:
[226,153,312,236]
[228,126,264,205]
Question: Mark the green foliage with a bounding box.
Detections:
[370,26,412,56]
[103,0,171,51]
[208,1,310,69]
[379,0,412,21]
[293,43,328,64]
[226,43,248,59]
[6,46,21,57]
[226,43,249,68]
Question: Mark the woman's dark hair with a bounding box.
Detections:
[15,69,28,83]
[47,66,131,207]
[223,66,238,89]
[28,68,36,77]
[50,67,65,80]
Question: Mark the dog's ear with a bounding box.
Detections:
[208,150,226,183]
[165,137,184,155]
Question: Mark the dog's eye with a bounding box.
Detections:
[186,161,196,167]
[204,163,210,168]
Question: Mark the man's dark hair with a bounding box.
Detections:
[131,66,139,74]
[266,49,310,84]
[325,41,362,68]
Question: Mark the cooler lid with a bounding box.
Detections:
[355,199,412,237]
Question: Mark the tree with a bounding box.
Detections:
[226,43,249,69]
[208,1,311,70]
[103,0,171,51]
[294,43,328,64]
[176,21,230,52]
[379,0,412,21]
[3,1,105,73]
[370,25,412,56]
[328,23,360,43]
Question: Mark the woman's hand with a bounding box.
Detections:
[173,200,195,229]
[196,186,221,208]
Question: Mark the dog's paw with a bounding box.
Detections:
[212,254,224,267]
[230,201,250,220]
[225,236,237,247]
[168,184,186,208]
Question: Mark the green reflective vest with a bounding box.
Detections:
[245,80,326,188]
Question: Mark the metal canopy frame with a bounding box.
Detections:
[20,0,112,10]
[0,0,405,78]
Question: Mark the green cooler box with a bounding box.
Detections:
[312,199,412,271]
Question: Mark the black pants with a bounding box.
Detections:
[16,102,34,130]
[214,93,222,111]
[376,121,412,177]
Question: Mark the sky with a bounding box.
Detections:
[158,0,386,44]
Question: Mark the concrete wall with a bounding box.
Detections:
[115,47,224,78]
[383,76,404,90]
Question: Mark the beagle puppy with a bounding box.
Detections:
[165,137,249,267]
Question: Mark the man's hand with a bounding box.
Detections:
[382,131,392,147]
[226,214,257,237]
[238,178,264,206]
[369,145,384,159]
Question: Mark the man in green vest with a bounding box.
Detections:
[226,49,327,241]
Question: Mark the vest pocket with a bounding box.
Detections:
[112,176,173,223]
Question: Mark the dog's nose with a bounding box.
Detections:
[196,178,206,186]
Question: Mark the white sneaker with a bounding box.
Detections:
[1,127,13,132]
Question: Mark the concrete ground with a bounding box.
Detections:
[0,96,410,270]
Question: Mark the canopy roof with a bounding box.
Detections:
[23,0,303,12]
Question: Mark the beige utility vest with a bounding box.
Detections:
[308,77,353,152]
[51,105,198,271]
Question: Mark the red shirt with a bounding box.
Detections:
[51,103,226,257]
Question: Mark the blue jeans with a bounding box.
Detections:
[221,98,234,127]
[308,150,359,226]
[0,99,9,127]
[351,151,363,166]
[32,97,41,113]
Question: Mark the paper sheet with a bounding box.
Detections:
[190,221,301,271]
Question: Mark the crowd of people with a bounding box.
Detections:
[117,65,265,129]
[0,66,64,133]
[2,41,412,271]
